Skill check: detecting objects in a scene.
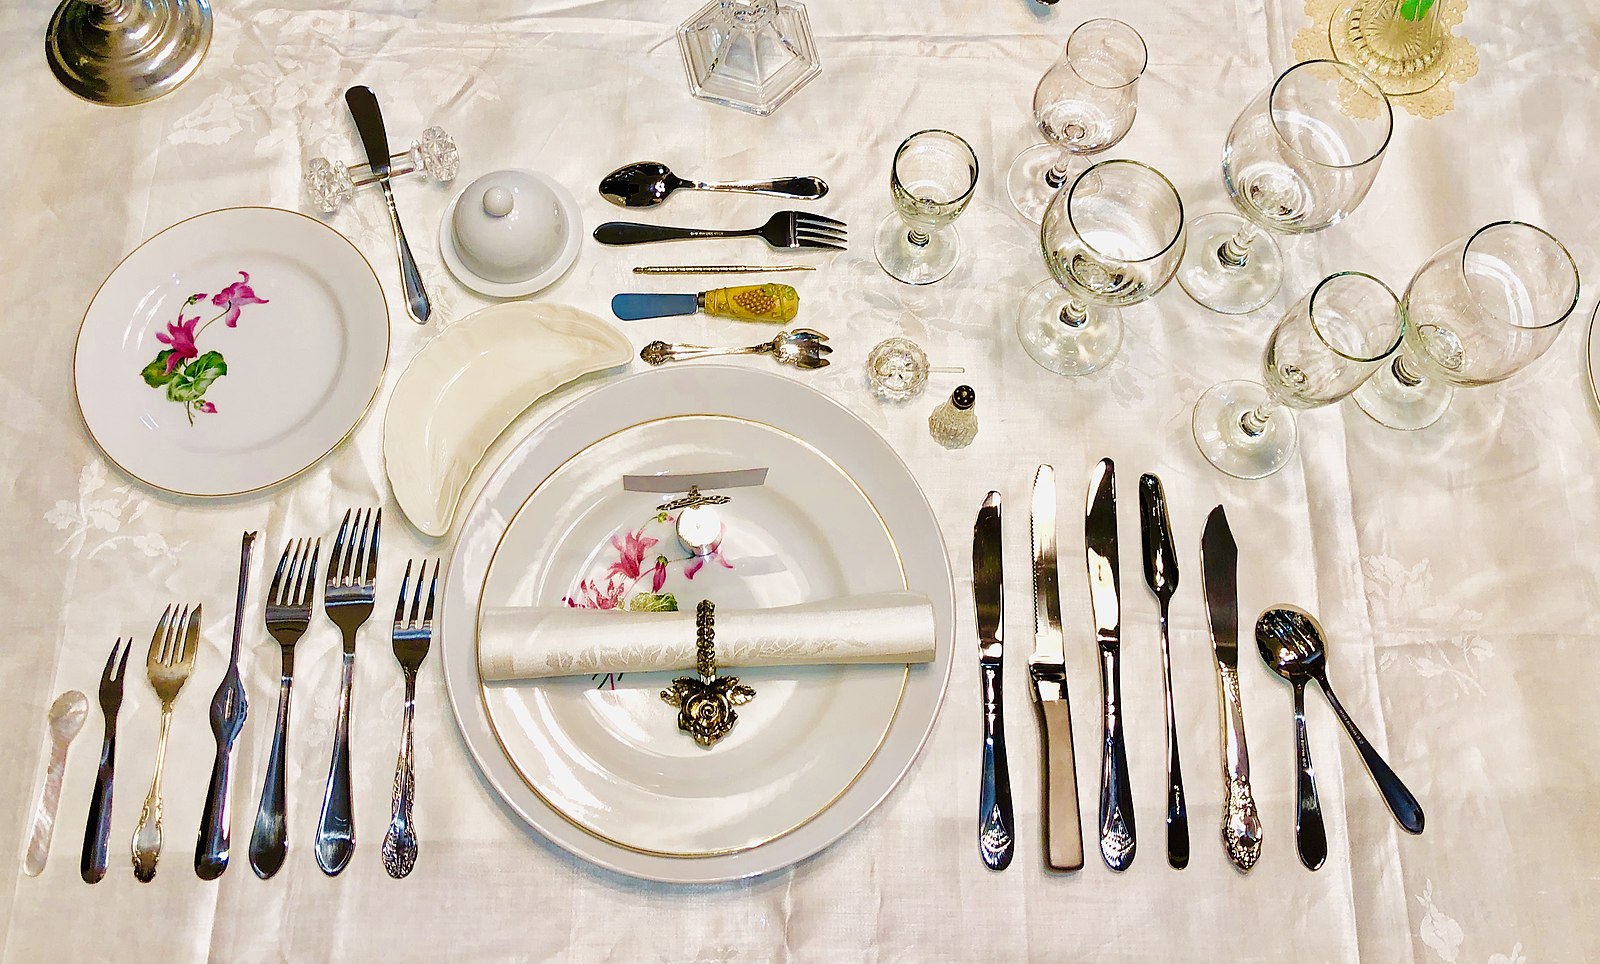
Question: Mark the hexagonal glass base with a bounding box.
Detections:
[678,0,821,117]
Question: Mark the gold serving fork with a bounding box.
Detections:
[131,604,201,882]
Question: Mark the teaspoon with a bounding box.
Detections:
[600,161,828,208]
[1256,606,1426,841]
[24,691,90,876]
[1253,610,1327,870]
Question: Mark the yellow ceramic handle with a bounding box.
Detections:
[700,284,799,323]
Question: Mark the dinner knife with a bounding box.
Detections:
[1201,505,1263,872]
[345,86,430,324]
[1085,458,1134,871]
[1029,465,1083,872]
[973,491,1014,871]
[1139,473,1188,869]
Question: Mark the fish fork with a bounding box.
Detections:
[81,637,132,883]
[132,604,201,882]
[639,329,833,369]
[248,537,319,879]
[382,559,437,879]
[593,211,847,251]
[316,508,380,876]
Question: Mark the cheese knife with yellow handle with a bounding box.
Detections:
[611,284,799,323]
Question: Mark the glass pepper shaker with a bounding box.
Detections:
[928,385,978,449]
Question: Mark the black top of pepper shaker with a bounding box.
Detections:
[951,385,976,411]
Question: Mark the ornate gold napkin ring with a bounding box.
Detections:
[660,600,755,748]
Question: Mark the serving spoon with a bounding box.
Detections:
[1256,606,1425,844]
[24,691,90,876]
[600,161,828,208]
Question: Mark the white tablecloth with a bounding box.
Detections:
[2,1,1595,960]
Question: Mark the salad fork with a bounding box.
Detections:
[593,211,847,251]
[82,637,132,883]
[382,559,437,879]
[316,508,380,876]
[248,537,319,879]
[132,604,201,882]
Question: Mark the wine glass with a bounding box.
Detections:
[874,130,980,286]
[1016,159,1186,376]
[1353,220,1580,431]
[1193,271,1401,479]
[1177,60,1393,315]
[1004,18,1147,224]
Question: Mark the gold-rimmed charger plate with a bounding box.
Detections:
[72,206,388,497]
[440,365,954,883]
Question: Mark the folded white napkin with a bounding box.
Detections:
[478,591,935,681]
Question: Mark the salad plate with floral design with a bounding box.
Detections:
[72,207,388,496]
[440,365,954,882]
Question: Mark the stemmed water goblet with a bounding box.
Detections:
[1352,221,1580,431]
[1193,271,1402,479]
[1016,159,1186,376]
[1178,60,1393,315]
[1004,18,1147,224]
[874,130,980,286]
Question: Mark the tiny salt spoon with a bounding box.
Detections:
[600,161,827,208]
[24,691,90,876]
[1255,605,1425,844]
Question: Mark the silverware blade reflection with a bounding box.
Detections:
[1085,458,1134,871]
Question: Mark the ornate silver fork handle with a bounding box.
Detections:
[315,650,357,876]
[640,340,775,365]
[132,706,172,882]
[381,672,419,878]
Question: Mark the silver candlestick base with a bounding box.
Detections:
[46,0,213,106]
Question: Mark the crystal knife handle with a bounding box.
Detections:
[1034,695,1084,872]
[1218,663,1263,871]
[694,176,828,200]
[700,284,800,323]
[1097,646,1135,871]
[978,662,1014,871]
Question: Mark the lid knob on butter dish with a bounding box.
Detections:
[439,168,583,297]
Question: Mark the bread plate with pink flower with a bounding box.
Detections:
[441,365,954,882]
[72,207,388,496]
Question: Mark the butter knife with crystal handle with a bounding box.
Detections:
[973,492,1014,871]
[1201,505,1262,872]
[345,86,430,324]
[1030,465,1084,872]
[1085,458,1134,871]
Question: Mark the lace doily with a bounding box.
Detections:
[1293,0,1479,119]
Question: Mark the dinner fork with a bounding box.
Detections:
[82,637,132,883]
[248,537,319,879]
[592,211,848,250]
[382,559,437,879]
[316,508,380,876]
[132,604,201,882]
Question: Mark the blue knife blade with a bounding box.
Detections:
[611,293,700,320]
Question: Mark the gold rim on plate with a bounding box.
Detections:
[474,413,909,859]
[70,205,391,498]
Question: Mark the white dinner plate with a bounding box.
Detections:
[73,207,388,496]
[441,365,954,883]
[479,415,907,856]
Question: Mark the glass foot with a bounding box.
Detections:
[875,214,959,286]
[1016,280,1123,376]
[1006,145,1073,224]
[1192,380,1297,479]
[1177,212,1283,315]
[1351,366,1453,430]
[46,0,213,106]
[678,0,821,116]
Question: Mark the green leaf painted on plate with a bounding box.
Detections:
[141,351,181,387]
[166,350,227,403]
[627,592,679,612]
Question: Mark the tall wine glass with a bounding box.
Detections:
[874,130,980,286]
[1194,272,1401,479]
[1177,61,1393,315]
[1004,19,1147,224]
[1353,221,1580,430]
[1017,159,1186,376]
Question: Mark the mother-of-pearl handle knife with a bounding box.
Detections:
[1201,505,1263,872]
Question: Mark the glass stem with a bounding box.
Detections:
[1057,299,1090,329]
[906,229,930,248]
[1044,150,1076,190]
[1391,354,1425,388]
[1217,221,1265,269]
[1239,403,1276,438]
